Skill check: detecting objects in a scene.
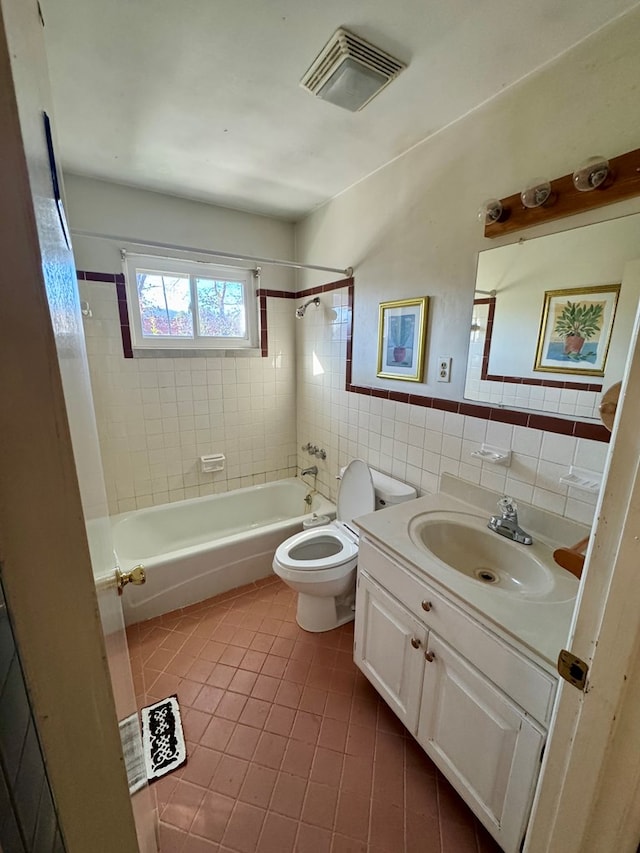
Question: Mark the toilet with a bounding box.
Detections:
[273,460,417,632]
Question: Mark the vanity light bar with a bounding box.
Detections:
[484,146,640,239]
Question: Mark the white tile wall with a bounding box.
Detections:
[81,281,297,514]
[297,284,610,527]
[81,277,610,525]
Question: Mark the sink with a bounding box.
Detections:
[408,511,578,602]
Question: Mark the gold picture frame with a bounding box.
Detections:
[534,283,620,376]
[377,297,428,381]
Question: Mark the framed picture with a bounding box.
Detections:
[534,283,620,376]
[377,297,428,381]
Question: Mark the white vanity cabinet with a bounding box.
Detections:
[418,633,545,851]
[354,536,556,853]
[354,572,427,732]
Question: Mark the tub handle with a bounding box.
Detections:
[116,564,146,595]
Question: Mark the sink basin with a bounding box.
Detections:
[408,511,578,602]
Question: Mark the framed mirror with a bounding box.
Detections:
[465,213,640,421]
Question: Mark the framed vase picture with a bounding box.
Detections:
[534,283,620,376]
[377,297,428,381]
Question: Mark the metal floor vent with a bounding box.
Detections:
[300,27,406,112]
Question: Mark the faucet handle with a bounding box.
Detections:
[498,496,517,516]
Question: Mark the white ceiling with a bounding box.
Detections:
[42,0,638,221]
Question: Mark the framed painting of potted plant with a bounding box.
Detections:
[377,297,428,381]
[534,283,620,376]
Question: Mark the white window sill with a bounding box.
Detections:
[132,348,262,359]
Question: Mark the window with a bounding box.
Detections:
[123,254,258,350]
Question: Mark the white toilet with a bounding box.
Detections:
[273,460,417,632]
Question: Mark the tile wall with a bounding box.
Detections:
[297,285,608,526]
[296,288,353,501]
[80,279,298,514]
[80,274,609,526]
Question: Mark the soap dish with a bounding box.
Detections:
[200,453,225,473]
[559,466,602,493]
[470,444,512,467]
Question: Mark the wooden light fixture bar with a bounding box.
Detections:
[485,146,640,238]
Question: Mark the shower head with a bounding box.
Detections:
[295,296,320,319]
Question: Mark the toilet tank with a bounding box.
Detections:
[369,468,417,509]
[339,465,417,510]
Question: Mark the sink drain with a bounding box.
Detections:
[474,567,499,584]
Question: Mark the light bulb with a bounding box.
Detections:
[573,156,609,191]
[521,178,551,209]
[477,198,503,224]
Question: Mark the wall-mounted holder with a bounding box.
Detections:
[559,466,602,493]
[484,146,640,239]
[200,453,225,473]
[470,444,512,466]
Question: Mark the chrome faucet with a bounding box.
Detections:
[301,466,318,477]
[488,496,533,545]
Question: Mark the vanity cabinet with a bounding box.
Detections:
[354,537,555,853]
[417,633,545,851]
[354,572,427,732]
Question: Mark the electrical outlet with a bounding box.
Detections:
[437,356,451,382]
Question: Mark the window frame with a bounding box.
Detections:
[123,253,258,351]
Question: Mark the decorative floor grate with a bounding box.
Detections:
[140,695,187,783]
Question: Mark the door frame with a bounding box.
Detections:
[525,278,640,852]
[4,1,640,851]
[0,0,143,849]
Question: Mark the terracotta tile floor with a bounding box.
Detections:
[127,578,503,853]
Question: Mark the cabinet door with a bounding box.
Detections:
[417,634,544,853]
[355,572,427,733]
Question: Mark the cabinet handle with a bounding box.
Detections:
[424,650,435,662]
[410,637,422,649]
[421,600,433,612]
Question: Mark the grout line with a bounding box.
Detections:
[141,579,484,852]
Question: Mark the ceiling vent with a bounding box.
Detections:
[300,27,406,112]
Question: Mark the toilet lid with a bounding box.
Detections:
[337,459,375,524]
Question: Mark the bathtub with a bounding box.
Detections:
[113,478,335,625]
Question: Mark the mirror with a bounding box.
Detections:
[465,213,640,421]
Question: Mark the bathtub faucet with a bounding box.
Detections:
[301,466,318,477]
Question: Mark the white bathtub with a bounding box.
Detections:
[113,479,335,625]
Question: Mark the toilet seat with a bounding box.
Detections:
[273,522,358,579]
[274,459,375,580]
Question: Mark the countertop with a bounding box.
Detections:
[355,490,582,667]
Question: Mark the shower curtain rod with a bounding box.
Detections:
[71,229,353,277]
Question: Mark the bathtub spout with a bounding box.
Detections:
[301,466,318,477]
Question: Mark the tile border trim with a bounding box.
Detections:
[77,271,609,443]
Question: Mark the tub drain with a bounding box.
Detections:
[474,567,499,584]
